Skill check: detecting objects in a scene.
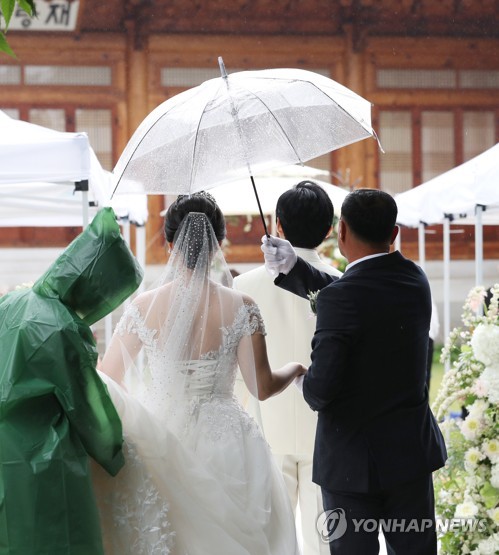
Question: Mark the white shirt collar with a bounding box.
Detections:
[294,247,323,265]
[345,252,388,272]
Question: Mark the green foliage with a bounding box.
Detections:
[317,215,348,272]
[0,0,36,56]
[0,27,14,56]
[1,0,16,28]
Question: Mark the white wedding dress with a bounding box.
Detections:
[94,296,300,555]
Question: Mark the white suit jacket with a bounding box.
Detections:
[233,248,342,456]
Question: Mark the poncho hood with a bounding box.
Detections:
[33,207,143,325]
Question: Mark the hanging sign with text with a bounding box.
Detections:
[4,1,80,31]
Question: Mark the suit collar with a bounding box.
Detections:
[343,250,404,275]
[345,252,387,272]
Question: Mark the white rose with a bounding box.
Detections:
[488,507,499,525]
[467,399,488,420]
[461,417,482,441]
[473,378,489,398]
[455,500,479,518]
[482,439,499,463]
[491,464,499,489]
[471,324,499,367]
[476,533,499,555]
[464,448,484,471]
[480,367,499,405]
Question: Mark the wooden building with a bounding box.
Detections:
[1,0,498,264]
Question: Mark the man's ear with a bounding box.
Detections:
[324,225,333,240]
[338,219,346,242]
[390,225,399,246]
[276,217,284,238]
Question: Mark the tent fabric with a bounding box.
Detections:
[0,110,91,184]
[211,175,348,216]
[395,142,499,227]
[393,143,499,344]
[0,111,148,227]
[0,182,101,227]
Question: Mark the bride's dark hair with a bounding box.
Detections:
[164,192,226,270]
[164,191,226,243]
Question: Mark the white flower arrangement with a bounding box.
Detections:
[433,284,499,555]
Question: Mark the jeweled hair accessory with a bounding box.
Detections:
[176,190,217,204]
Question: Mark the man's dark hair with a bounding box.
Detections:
[341,189,397,245]
[275,181,334,249]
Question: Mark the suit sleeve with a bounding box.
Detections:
[303,284,360,411]
[49,324,125,476]
[275,257,338,299]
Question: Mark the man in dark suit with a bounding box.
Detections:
[262,189,447,555]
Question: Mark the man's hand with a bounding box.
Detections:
[261,235,297,277]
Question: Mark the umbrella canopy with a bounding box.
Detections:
[112,64,375,197]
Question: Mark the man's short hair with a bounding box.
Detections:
[341,189,397,245]
[275,181,334,249]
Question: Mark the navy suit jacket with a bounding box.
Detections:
[276,251,447,493]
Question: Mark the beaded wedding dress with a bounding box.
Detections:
[94,213,299,555]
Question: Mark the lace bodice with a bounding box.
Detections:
[115,300,266,438]
[118,300,264,385]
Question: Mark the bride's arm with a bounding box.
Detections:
[100,305,143,385]
[237,333,306,401]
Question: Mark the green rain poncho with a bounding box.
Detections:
[0,207,143,555]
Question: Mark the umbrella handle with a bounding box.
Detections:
[250,175,270,238]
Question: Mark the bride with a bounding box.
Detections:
[96,191,305,554]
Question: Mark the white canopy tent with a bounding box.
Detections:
[0,110,148,347]
[211,174,349,230]
[0,110,91,185]
[395,142,499,344]
[0,108,148,226]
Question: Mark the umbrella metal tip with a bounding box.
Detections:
[218,56,228,79]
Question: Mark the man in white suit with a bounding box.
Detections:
[234,181,342,555]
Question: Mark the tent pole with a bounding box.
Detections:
[75,180,89,228]
[443,216,451,372]
[475,205,485,288]
[394,226,401,253]
[418,222,426,272]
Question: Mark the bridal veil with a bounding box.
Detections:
[95,203,299,555]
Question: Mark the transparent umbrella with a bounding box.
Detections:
[113,57,379,234]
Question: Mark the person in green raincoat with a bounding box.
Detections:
[0,207,143,555]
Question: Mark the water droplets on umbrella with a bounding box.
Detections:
[112,57,380,234]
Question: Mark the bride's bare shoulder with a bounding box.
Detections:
[222,287,258,308]
[132,284,172,309]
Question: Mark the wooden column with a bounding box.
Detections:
[336,25,372,189]
[124,20,164,264]
[125,20,148,137]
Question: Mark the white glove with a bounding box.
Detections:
[261,235,297,277]
[294,374,304,393]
